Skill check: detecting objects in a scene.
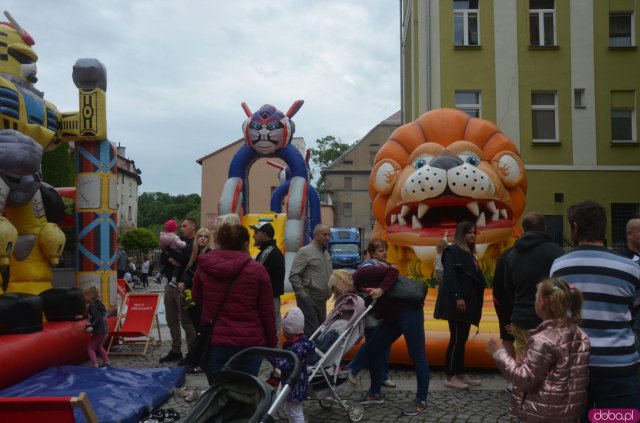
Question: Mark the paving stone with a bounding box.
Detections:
[97,327,512,422]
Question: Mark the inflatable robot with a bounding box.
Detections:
[0,12,111,300]
[219,101,319,253]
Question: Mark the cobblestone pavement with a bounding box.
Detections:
[102,323,512,423]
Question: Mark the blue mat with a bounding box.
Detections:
[0,365,185,423]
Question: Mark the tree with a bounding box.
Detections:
[41,143,76,187]
[119,228,158,255]
[309,135,353,194]
[137,192,201,229]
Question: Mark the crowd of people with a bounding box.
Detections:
[102,199,638,421]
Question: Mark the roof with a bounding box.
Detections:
[196,136,307,165]
[196,139,243,165]
[323,110,401,171]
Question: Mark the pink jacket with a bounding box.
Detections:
[159,232,186,250]
[493,320,590,423]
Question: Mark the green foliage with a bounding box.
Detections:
[119,228,158,253]
[138,192,201,229]
[42,143,76,187]
[309,135,353,194]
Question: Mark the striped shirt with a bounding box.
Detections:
[550,245,640,377]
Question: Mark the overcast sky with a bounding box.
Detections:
[4,0,400,195]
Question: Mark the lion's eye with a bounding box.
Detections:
[249,121,262,130]
[459,154,480,167]
[413,156,431,169]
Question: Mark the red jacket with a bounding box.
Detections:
[192,249,277,348]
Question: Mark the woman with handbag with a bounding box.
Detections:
[354,239,430,417]
[434,221,485,390]
[179,227,214,374]
[192,223,278,385]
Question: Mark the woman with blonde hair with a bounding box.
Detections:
[180,227,214,373]
[328,269,355,301]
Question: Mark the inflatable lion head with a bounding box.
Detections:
[370,108,527,265]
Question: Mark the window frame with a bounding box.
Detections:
[344,176,352,190]
[343,202,352,218]
[573,88,585,109]
[610,107,637,144]
[531,91,559,144]
[455,90,482,118]
[453,1,480,46]
[529,1,556,47]
[609,12,635,48]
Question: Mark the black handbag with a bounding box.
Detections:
[386,275,428,307]
[184,275,238,368]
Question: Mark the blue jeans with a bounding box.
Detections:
[204,345,262,386]
[581,372,640,422]
[350,325,390,381]
[366,307,430,401]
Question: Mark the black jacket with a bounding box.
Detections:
[434,244,485,325]
[505,231,564,330]
[492,247,514,341]
[256,239,285,297]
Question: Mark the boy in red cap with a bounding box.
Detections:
[153,219,187,285]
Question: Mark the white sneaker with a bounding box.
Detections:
[458,374,481,386]
[348,373,358,385]
[443,377,470,390]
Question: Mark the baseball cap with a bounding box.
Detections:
[250,222,275,238]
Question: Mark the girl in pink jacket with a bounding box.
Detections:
[487,278,590,423]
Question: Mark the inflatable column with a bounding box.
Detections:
[62,60,117,309]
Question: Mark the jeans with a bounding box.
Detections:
[204,345,262,386]
[87,332,109,366]
[445,320,471,376]
[350,325,390,381]
[581,372,640,422]
[366,307,430,401]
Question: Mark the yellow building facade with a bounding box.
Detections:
[401,0,640,247]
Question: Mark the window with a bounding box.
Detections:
[531,91,558,142]
[611,109,635,142]
[610,13,634,47]
[128,206,132,220]
[529,0,555,46]
[455,91,481,117]
[574,89,585,108]
[611,91,636,143]
[344,176,352,190]
[129,182,133,197]
[343,202,352,217]
[453,0,479,46]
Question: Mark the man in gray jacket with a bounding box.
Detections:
[289,224,333,336]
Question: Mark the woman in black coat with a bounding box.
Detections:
[434,221,485,390]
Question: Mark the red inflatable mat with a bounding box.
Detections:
[0,318,115,390]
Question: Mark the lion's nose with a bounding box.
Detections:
[429,153,463,170]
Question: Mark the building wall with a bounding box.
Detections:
[199,140,287,229]
[117,171,140,232]
[400,0,640,244]
[324,115,400,246]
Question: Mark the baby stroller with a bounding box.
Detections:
[183,347,300,423]
[306,293,373,422]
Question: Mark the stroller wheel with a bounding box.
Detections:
[348,404,365,422]
[319,397,333,408]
